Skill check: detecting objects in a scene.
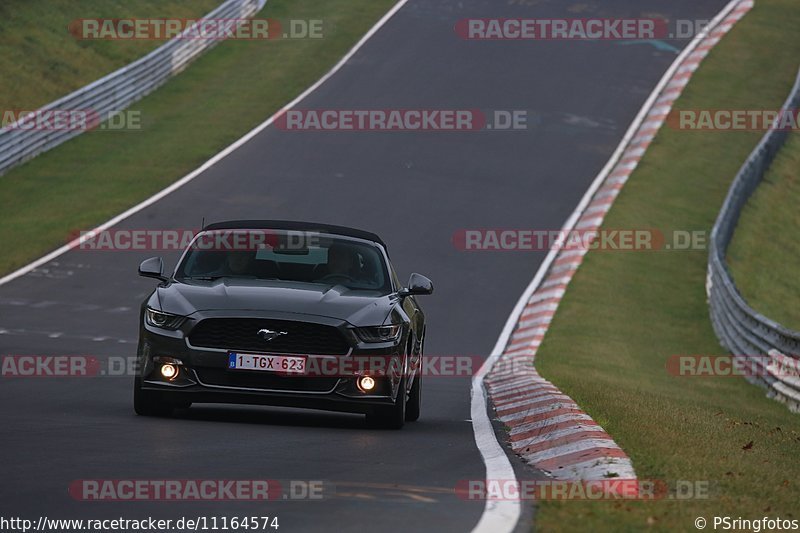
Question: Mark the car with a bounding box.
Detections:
[133,220,433,429]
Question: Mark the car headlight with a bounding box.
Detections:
[145,308,186,330]
[355,324,402,343]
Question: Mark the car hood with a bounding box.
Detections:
[155,279,395,326]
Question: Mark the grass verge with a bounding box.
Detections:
[727,132,800,331]
[0,0,220,111]
[533,0,800,530]
[0,0,396,275]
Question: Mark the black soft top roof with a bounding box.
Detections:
[202,220,386,248]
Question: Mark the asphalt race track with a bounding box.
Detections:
[0,0,728,531]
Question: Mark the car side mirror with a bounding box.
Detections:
[398,273,433,297]
[138,257,167,282]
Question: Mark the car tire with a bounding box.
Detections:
[405,372,421,422]
[133,379,173,417]
[366,377,406,429]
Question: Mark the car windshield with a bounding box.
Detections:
[175,229,391,293]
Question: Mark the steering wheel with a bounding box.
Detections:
[319,273,356,283]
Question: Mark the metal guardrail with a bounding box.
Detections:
[0,0,266,176]
[707,68,800,413]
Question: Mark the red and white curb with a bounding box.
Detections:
[481,0,755,483]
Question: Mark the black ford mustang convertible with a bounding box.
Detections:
[134,220,433,429]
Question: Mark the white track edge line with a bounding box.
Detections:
[0,0,411,288]
[469,1,742,531]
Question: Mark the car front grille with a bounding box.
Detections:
[188,318,350,355]
[194,367,339,393]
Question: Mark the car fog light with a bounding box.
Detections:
[358,375,376,392]
[160,363,179,380]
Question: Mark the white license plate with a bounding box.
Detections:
[228,352,307,374]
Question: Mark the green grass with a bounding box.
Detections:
[727,132,800,331]
[533,0,800,530]
[0,0,221,111]
[0,0,396,275]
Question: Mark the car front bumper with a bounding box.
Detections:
[136,311,408,415]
